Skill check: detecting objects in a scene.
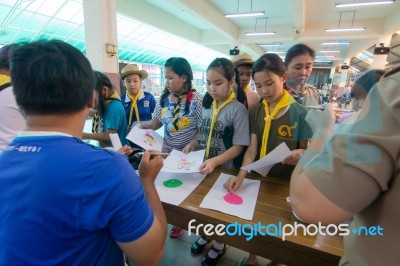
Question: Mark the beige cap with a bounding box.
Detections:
[231,53,254,67]
[120,64,148,80]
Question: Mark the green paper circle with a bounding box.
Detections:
[163,179,183,188]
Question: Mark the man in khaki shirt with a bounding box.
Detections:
[290,67,400,265]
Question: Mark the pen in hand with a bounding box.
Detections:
[136,151,170,156]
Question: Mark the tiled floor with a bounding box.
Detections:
[155,224,272,266]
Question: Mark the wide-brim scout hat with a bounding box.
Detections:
[120,64,148,80]
[231,53,254,67]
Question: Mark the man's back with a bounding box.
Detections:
[0,133,154,265]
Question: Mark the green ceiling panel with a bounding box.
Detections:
[0,28,18,44]
[42,18,66,35]
[55,23,80,38]
[68,27,84,39]
[0,0,224,71]
[23,14,50,32]
[0,5,12,24]
[8,10,32,28]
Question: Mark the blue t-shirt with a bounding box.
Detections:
[105,100,128,146]
[121,91,156,127]
[0,134,154,265]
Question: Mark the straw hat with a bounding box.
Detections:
[231,53,254,67]
[120,64,148,80]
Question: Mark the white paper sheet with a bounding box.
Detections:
[161,149,205,173]
[126,123,163,151]
[241,142,291,176]
[109,133,122,150]
[155,171,206,206]
[199,173,260,220]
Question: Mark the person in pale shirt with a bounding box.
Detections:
[284,44,321,107]
[231,53,260,112]
[290,66,400,266]
[0,44,26,152]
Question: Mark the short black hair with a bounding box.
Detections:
[284,43,315,66]
[10,40,94,115]
[0,44,18,70]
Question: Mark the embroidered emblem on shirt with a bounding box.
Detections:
[278,122,298,138]
[143,100,150,107]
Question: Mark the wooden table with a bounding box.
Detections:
[162,167,344,266]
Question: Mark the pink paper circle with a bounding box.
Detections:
[223,193,243,205]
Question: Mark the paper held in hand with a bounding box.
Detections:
[126,123,163,151]
[161,149,205,173]
[109,133,122,150]
[241,142,292,176]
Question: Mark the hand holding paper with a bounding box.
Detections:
[241,142,292,176]
[126,123,163,151]
[161,149,205,173]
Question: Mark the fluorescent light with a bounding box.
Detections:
[318,50,341,53]
[325,27,366,32]
[268,51,285,55]
[225,11,265,18]
[336,1,395,8]
[321,41,351,45]
[259,43,282,47]
[314,60,333,63]
[316,55,336,58]
[245,32,276,36]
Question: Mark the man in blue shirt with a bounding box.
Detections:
[0,40,166,265]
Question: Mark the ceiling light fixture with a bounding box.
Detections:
[316,55,336,58]
[335,0,395,8]
[326,11,366,32]
[225,0,265,18]
[259,43,282,47]
[245,17,276,36]
[326,27,365,32]
[318,50,341,53]
[225,11,265,18]
[269,51,286,54]
[321,41,351,45]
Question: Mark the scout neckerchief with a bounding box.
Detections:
[172,90,189,130]
[126,89,142,125]
[243,84,250,93]
[205,89,236,159]
[260,89,296,158]
[0,74,11,93]
[92,90,121,133]
[287,84,308,105]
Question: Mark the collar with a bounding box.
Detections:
[18,131,73,137]
[124,90,144,103]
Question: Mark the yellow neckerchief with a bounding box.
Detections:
[205,89,236,159]
[243,84,250,93]
[260,90,296,158]
[126,89,142,125]
[106,90,120,103]
[0,74,11,87]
